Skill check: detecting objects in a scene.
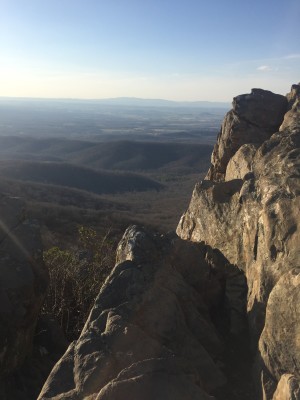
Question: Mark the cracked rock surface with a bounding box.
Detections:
[38,226,251,400]
[177,84,300,399]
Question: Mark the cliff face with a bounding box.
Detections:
[177,84,300,398]
[38,83,300,400]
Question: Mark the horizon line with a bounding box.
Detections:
[0,95,231,105]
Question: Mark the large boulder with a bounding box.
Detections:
[0,194,48,395]
[38,225,253,399]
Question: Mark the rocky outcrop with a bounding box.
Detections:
[0,194,48,397]
[177,84,300,399]
[38,225,254,400]
[206,89,287,181]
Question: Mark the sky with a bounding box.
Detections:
[0,0,299,101]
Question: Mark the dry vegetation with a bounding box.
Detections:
[42,226,115,340]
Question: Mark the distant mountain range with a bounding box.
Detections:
[0,96,230,109]
[90,97,231,108]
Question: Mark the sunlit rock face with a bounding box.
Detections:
[205,88,287,182]
[177,84,300,399]
[0,195,48,383]
[38,225,251,400]
[272,374,300,400]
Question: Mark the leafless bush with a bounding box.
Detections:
[42,226,115,340]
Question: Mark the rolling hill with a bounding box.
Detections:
[0,160,163,195]
[0,137,213,173]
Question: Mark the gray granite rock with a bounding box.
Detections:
[177,84,300,399]
[38,226,240,399]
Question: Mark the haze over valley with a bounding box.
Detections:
[0,97,227,141]
[0,97,226,243]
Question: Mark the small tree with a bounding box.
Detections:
[43,226,115,340]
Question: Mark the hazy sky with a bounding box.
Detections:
[0,0,299,101]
